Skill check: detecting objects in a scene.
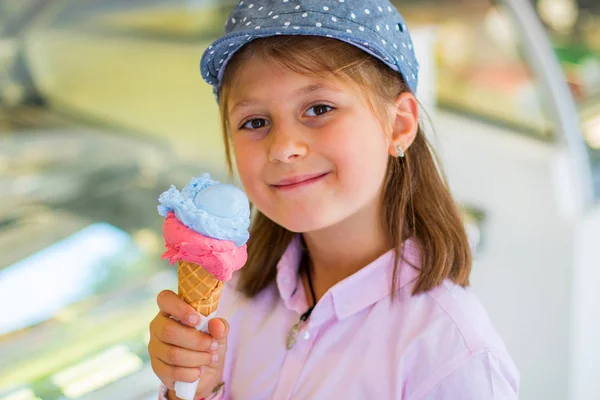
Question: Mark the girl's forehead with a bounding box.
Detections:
[228,56,347,96]
[233,55,289,78]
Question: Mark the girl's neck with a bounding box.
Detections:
[301,202,391,302]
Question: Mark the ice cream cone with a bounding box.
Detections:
[178,260,223,317]
[159,174,250,400]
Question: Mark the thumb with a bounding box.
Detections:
[208,318,230,342]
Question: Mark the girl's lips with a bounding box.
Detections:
[272,172,330,191]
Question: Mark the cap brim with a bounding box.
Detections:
[200,26,414,96]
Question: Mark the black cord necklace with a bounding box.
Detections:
[286,253,317,350]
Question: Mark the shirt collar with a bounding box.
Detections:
[275,235,421,320]
[275,235,304,308]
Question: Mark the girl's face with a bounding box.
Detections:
[227,56,394,233]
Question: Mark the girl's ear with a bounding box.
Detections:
[388,92,419,157]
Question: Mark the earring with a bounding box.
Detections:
[396,145,405,158]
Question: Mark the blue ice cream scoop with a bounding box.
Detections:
[158,173,250,247]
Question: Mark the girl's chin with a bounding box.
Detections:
[272,212,342,234]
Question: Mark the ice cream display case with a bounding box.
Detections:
[425,0,599,199]
[0,214,162,399]
[0,0,598,399]
[0,115,231,399]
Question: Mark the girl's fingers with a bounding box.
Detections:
[208,318,230,342]
[149,312,229,398]
[153,340,217,368]
[156,290,201,327]
[154,315,218,352]
[207,318,229,366]
[150,356,202,387]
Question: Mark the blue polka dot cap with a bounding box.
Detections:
[200,0,420,98]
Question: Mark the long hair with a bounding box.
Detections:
[217,36,471,297]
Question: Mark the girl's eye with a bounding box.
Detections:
[241,118,270,130]
[305,105,333,117]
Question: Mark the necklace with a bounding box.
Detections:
[285,253,317,350]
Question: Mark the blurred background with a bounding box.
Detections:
[0,0,599,399]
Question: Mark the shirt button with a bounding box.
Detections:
[303,331,311,340]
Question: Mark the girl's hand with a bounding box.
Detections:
[148,290,229,399]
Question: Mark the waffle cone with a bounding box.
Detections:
[178,260,223,317]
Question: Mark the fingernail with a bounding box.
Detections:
[211,352,219,364]
[210,340,218,351]
[188,314,199,325]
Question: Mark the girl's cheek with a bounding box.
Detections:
[233,149,261,188]
[233,143,257,171]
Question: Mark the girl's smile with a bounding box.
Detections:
[270,171,331,192]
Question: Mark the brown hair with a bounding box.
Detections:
[218,36,471,297]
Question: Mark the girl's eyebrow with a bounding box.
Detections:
[295,83,341,96]
[230,83,341,115]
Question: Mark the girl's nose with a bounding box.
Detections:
[267,128,308,163]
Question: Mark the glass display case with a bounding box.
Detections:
[401,0,599,195]
[0,0,596,399]
[0,111,222,399]
[533,0,600,195]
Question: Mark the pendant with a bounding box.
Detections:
[286,321,301,350]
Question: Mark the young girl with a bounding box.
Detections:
[148,0,519,399]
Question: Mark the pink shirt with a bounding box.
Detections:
[161,236,519,399]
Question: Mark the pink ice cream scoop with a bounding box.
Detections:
[162,212,247,281]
